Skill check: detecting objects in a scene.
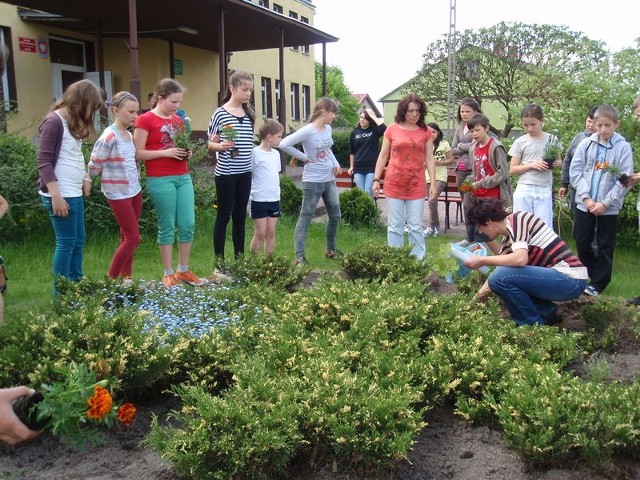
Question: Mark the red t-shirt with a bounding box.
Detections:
[134,112,188,177]
[472,138,500,199]
[383,124,431,200]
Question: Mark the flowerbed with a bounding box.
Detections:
[0,249,638,478]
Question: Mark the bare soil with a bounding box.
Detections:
[1,278,639,480]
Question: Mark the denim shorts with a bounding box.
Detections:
[251,200,281,219]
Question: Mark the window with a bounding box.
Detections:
[290,83,300,120]
[272,3,283,14]
[300,16,310,55]
[289,11,299,51]
[302,85,311,121]
[261,77,272,118]
[275,80,281,118]
[0,27,17,112]
[258,0,269,7]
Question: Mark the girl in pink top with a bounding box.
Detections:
[373,94,436,259]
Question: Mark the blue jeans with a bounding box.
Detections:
[488,265,587,326]
[354,172,375,198]
[41,195,86,288]
[295,181,341,258]
[386,197,426,259]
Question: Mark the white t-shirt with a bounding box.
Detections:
[44,112,85,198]
[508,132,561,187]
[250,146,281,202]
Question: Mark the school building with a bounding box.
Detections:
[0,0,337,140]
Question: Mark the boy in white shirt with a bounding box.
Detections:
[250,119,284,254]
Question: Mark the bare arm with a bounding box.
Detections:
[133,128,184,161]
[372,137,390,197]
[0,194,8,220]
[425,139,437,201]
[464,247,528,270]
[509,157,547,176]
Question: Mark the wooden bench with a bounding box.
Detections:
[436,170,463,231]
[336,169,463,227]
[335,170,386,198]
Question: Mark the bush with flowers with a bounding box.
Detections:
[19,362,136,451]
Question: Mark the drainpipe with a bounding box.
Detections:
[128,0,141,106]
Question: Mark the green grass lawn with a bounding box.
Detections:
[2,214,638,317]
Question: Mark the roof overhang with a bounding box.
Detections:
[7,0,338,52]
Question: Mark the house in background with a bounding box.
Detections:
[379,79,509,139]
[0,0,337,139]
[351,93,382,118]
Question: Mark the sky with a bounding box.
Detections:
[312,0,638,106]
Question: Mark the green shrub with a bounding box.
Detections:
[223,253,308,291]
[580,297,640,352]
[339,187,380,228]
[0,132,46,239]
[146,383,304,480]
[331,129,351,168]
[497,364,640,468]
[279,174,302,216]
[340,242,430,283]
[0,303,172,396]
[148,278,433,477]
[0,131,215,238]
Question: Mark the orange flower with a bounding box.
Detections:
[86,385,113,421]
[460,183,473,193]
[116,403,137,425]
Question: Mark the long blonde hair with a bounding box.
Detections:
[51,79,104,140]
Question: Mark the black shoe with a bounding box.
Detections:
[543,306,562,326]
[544,313,563,326]
[626,296,640,306]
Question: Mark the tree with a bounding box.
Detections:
[407,22,609,137]
[315,62,359,127]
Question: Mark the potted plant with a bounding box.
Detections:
[13,362,136,451]
[172,124,192,161]
[595,161,629,187]
[459,179,474,193]
[542,139,562,169]
[221,124,240,158]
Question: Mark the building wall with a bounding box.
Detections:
[1,0,319,139]
[235,0,317,133]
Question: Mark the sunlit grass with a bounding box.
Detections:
[1,211,637,317]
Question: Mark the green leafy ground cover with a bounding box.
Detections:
[0,247,638,479]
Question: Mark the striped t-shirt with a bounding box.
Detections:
[501,211,588,280]
[207,107,254,176]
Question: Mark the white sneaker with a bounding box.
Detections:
[432,227,440,237]
[583,285,599,297]
[424,225,435,237]
[403,224,409,233]
[457,239,471,248]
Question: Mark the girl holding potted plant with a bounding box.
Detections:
[134,78,204,288]
[89,91,142,282]
[508,104,562,229]
[207,71,256,261]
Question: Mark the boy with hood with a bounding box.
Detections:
[569,104,633,296]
